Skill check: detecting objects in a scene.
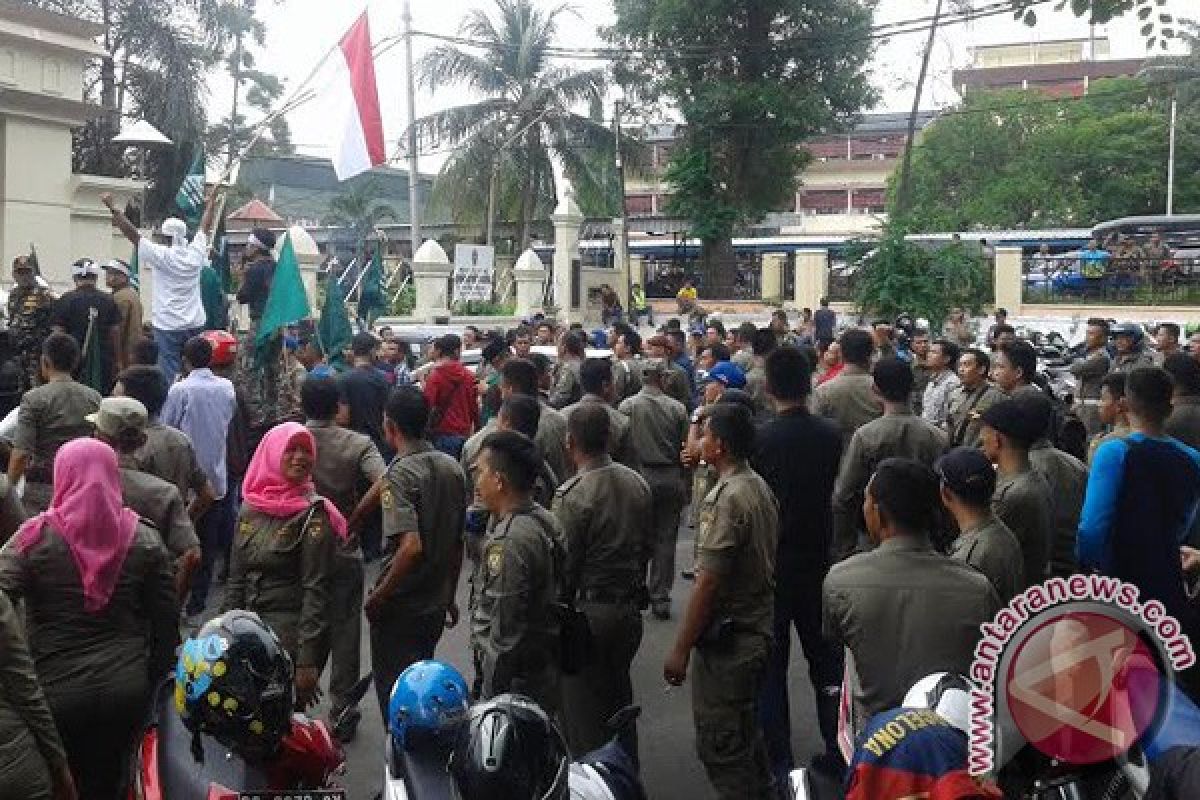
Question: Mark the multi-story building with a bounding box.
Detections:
[951,37,1144,98]
[623,112,939,236]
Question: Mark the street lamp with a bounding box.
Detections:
[1137,65,1200,217]
[113,120,173,225]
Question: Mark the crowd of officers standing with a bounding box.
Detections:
[3,268,1200,800]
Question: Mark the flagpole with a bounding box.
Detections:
[403,0,422,257]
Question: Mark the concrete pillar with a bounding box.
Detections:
[794,249,829,310]
[513,248,548,319]
[994,246,1022,314]
[761,252,786,303]
[629,254,646,291]
[412,239,453,322]
[551,188,583,323]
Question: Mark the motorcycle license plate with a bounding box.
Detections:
[237,793,346,800]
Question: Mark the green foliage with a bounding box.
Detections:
[894,78,1200,230]
[326,178,399,257]
[391,285,416,317]
[414,0,633,247]
[608,0,876,279]
[850,223,991,328]
[1009,0,1177,51]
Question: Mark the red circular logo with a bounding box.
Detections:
[1005,610,1165,765]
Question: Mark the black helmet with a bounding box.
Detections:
[1110,322,1144,345]
[449,694,568,800]
[175,610,295,761]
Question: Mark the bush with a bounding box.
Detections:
[391,285,416,316]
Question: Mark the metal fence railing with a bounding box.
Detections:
[1022,255,1200,306]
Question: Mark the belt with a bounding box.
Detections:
[577,587,640,605]
[1077,399,1102,407]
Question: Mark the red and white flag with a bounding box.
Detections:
[332,12,386,181]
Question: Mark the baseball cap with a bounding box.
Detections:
[87,396,148,437]
[71,258,99,279]
[980,398,1040,446]
[934,447,996,505]
[101,258,131,277]
[706,361,747,389]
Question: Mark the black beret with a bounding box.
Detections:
[980,398,1040,446]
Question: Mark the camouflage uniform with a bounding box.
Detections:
[6,286,55,392]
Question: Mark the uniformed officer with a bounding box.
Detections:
[619,357,689,620]
[561,358,638,477]
[1165,353,1200,451]
[553,403,652,756]
[302,377,387,741]
[611,326,644,403]
[1070,318,1113,436]
[7,333,102,513]
[744,329,776,420]
[946,348,1005,448]
[1110,324,1154,374]
[89,396,201,600]
[471,430,563,714]
[664,403,777,799]
[365,387,467,718]
[978,399,1054,590]
[936,447,1025,603]
[813,328,883,448]
[6,256,55,393]
[551,331,586,408]
[643,334,693,411]
[1019,392,1087,578]
[1088,372,1132,464]
[831,358,949,561]
[222,422,343,710]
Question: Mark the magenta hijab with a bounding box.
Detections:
[15,438,140,613]
[241,422,348,540]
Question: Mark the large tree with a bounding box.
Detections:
[412,0,626,249]
[894,78,1200,231]
[609,0,876,285]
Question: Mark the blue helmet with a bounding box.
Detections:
[388,660,469,750]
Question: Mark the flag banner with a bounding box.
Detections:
[175,145,206,227]
[319,269,354,370]
[333,12,386,181]
[256,233,312,364]
[358,246,387,324]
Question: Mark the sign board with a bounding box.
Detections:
[452,244,495,304]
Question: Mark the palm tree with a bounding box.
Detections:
[326,177,398,259]
[413,0,617,249]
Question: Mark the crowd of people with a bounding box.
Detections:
[3,190,1200,800]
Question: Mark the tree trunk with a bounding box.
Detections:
[516,129,538,251]
[99,0,118,175]
[893,0,944,219]
[701,236,737,299]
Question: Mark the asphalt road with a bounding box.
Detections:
[273,519,844,800]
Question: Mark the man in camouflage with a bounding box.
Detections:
[7,256,55,392]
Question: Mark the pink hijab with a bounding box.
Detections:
[242,422,348,540]
[15,438,140,613]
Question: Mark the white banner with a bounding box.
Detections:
[453,244,495,303]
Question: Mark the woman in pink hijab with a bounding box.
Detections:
[0,438,178,800]
[222,422,345,709]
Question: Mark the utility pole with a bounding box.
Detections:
[1168,93,1177,216]
[403,0,422,256]
[893,0,944,218]
[613,100,631,302]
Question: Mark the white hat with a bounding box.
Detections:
[160,217,188,244]
[71,258,99,278]
[903,672,971,735]
[101,258,131,277]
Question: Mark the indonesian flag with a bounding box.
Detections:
[333,12,386,181]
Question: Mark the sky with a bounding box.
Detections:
[215,0,1195,175]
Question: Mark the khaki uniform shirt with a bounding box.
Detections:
[552,457,652,601]
[619,386,688,496]
[111,285,143,365]
[306,420,387,517]
[695,464,779,641]
[823,535,1000,722]
[746,361,770,418]
[379,440,467,615]
[662,363,693,411]
[118,461,198,559]
[134,422,209,504]
[831,412,948,561]
[1029,440,1087,577]
[946,383,1006,448]
[472,502,562,698]
[561,394,639,477]
[0,588,68,780]
[550,358,584,409]
[1111,351,1154,375]
[13,378,102,479]
[992,467,1054,590]
[949,515,1025,604]
[1070,349,1111,402]
[613,358,643,403]
[223,505,338,667]
[0,521,178,700]
[1166,396,1200,451]
[813,367,883,448]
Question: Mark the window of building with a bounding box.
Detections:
[625,195,653,216]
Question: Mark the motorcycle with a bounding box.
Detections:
[127,678,346,800]
[382,705,646,800]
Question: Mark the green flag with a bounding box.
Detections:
[174,145,205,228]
[211,207,231,293]
[318,269,354,371]
[256,233,312,364]
[128,243,139,290]
[357,246,387,326]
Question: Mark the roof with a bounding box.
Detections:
[229,198,284,223]
[849,111,939,134]
[952,58,1144,89]
[0,0,105,40]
